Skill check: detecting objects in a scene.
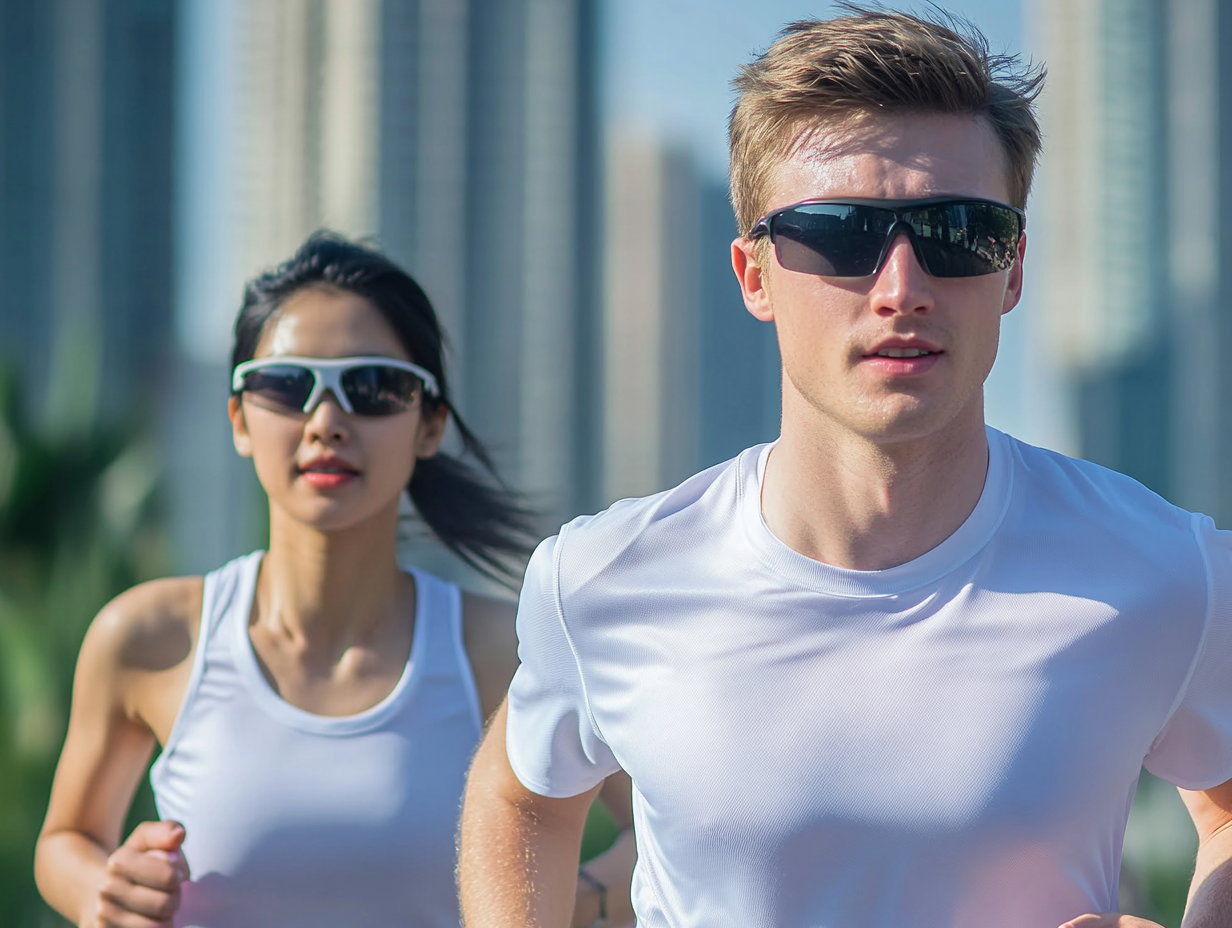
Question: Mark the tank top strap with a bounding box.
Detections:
[405,567,482,734]
[202,550,263,664]
[152,550,264,779]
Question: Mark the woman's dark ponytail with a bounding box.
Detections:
[409,455,538,583]
[233,231,540,585]
[407,398,539,584]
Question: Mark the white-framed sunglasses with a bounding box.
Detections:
[230,355,440,417]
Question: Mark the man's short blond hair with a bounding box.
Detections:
[729,5,1045,239]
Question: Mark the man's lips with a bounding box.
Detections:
[862,337,943,358]
[859,342,944,374]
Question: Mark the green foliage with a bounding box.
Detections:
[1118,770,1200,926]
[0,369,165,926]
[1143,866,1193,927]
[580,796,621,864]
[1119,859,1192,927]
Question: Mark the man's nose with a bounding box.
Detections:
[869,233,934,317]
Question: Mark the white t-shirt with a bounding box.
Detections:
[505,428,1232,928]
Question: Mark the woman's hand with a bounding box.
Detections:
[82,821,189,928]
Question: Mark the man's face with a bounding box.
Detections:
[733,112,1026,446]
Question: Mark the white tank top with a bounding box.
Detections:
[151,551,481,928]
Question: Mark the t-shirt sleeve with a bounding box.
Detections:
[504,532,620,798]
[1144,515,1232,790]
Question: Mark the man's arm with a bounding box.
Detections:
[459,700,603,928]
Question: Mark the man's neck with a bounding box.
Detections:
[761,401,991,572]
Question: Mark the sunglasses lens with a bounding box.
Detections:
[907,203,1021,278]
[771,204,892,277]
[767,201,1021,279]
[340,365,423,416]
[240,365,315,412]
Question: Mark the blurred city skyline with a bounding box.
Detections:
[0,0,1033,568]
[4,0,1221,542]
[0,1,1220,923]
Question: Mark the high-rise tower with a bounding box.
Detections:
[1028,0,1171,493]
[0,0,176,429]
[1028,0,1232,524]
[172,0,601,575]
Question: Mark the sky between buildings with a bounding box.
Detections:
[605,0,1025,180]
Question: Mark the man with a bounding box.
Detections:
[459,8,1232,928]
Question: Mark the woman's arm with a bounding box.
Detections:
[35,578,201,928]
[463,594,638,927]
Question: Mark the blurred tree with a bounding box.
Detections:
[0,367,164,926]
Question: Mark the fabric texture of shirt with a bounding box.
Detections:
[505,428,1232,928]
[152,551,481,928]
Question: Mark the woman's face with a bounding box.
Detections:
[227,286,447,534]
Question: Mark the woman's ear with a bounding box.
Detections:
[415,403,449,460]
[228,396,254,458]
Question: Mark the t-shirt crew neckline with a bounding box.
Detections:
[229,554,430,736]
[741,426,1013,598]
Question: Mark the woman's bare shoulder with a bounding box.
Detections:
[461,592,519,724]
[86,576,205,677]
[77,576,205,741]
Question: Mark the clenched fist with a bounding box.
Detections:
[82,820,190,928]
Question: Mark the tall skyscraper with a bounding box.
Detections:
[602,133,701,502]
[602,132,780,505]
[1165,0,1231,524]
[170,0,384,574]
[1028,0,1171,494]
[172,0,602,576]
[379,0,603,526]
[0,0,175,430]
[1027,0,1232,525]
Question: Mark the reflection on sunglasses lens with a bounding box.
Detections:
[240,363,425,416]
[245,367,314,411]
[341,366,421,415]
[771,202,1018,279]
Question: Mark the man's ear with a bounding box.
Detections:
[1001,231,1027,316]
[415,403,449,460]
[228,396,254,458]
[731,238,774,322]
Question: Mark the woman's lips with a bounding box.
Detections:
[297,463,360,489]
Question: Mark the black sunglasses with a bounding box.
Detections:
[748,197,1025,279]
[231,356,440,417]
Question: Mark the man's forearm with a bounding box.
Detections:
[459,701,599,928]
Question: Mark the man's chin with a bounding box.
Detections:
[833,402,977,448]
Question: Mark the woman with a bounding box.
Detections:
[35,233,635,928]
